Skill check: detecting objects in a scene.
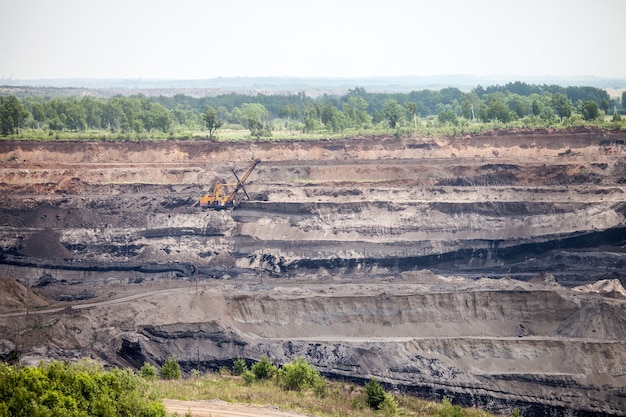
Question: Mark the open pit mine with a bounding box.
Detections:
[1,128,626,416]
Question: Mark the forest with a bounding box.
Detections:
[0,82,624,139]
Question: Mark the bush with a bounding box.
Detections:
[251,355,277,380]
[160,357,182,380]
[278,357,326,395]
[242,369,256,384]
[380,393,398,417]
[440,396,464,417]
[139,362,158,379]
[0,360,166,417]
[365,377,386,410]
[233,358,247,376]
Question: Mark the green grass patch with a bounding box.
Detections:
[147,371,500,417]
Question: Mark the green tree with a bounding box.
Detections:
[102,99,125,131]
[0,96,29,135]
[531,100,541,117]
[461,92,480,120]
[581,100,600,121]
[382,99,404,128]
[278,357,326,394]
[321,103,349,132]
[81,96,103,129]
[241,103,270,137]
[232,358,247,376]
[303,103,322,132]
[343,96,371,128]
[438,108,458,125]
[202,106,224,139]
[509,95,527,118]
[30,101,46,128]
[147,102,172,132]
[480,97,513,123]
[551,93,573,120]
[251,355,277,380]
[601,99,609,113]
[365,377,386,410]
[404,102,418,129]
[65,102,87,131]
[139,362,158,379]
[278,104,301,126]
[160,357,182,380]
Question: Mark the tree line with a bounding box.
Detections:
[1,82,623,137]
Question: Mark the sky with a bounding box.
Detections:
[1,0,625,80]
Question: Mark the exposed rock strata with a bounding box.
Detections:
[1,130,626,416]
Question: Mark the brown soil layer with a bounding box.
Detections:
[1,128,626,416]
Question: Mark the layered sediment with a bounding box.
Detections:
[1,128,626,416]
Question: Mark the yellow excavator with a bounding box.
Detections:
[199,159,261,209]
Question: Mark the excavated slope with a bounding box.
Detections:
[1,128,626,416]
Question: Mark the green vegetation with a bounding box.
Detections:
[0,359,166,417]
[201,106,223,140]
[139,362,158,380]
[365,377,387,409]
[159,356,182,380]
[1,82,624,141]
[232,358,247,376]
[0,356,524,417]
[278,357,326,395]
[149,356,507,417]
[250,354,278,380]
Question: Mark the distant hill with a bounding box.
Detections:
[1,75,625,98]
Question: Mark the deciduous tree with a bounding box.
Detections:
[461,92,480,120]
[160,356,181,379]
[202,106,224,139]
[241,103,270,137]
[551,93,573,120]
[0,96,29,135]
[581,100,600,121]
[382,99,404,129]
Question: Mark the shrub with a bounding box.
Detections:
[0,360,166,417]
[278,357,326,395]
[365,377,386,410]
[233,358,247,376]
[160,357,182,380]
[440,396,464,417]
[242,369,256,384]
[251,355,277,380]
[139,362,158,379]
[380,393,398,416]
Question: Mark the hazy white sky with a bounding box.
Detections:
[1,0,625,80]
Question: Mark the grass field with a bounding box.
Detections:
[147,371,498,417]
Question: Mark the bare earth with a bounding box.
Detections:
[162,399,309,417]
[1,127,626,416]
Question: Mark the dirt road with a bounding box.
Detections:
[163,399,308,417]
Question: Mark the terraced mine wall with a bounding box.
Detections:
[1,128,626,416]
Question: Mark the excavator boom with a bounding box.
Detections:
[199,159,261,209]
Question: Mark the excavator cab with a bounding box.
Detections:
[200,159,260,209]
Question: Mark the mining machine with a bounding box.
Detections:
[199,159,261,209]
